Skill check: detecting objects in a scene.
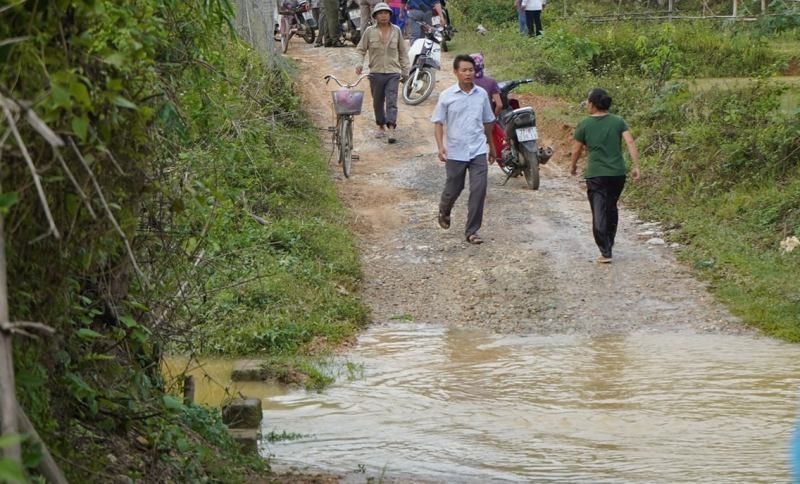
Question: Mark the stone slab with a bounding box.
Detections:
[228,428,260,454]
[231,359,268,381]
[222,397,263,429]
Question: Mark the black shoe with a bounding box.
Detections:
[438,212,450,230]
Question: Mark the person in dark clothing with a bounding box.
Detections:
[570,88,640,263]
[520,0,544,36]
[469,53,501,117]
[402,0,445,43]
[316,0,339,47]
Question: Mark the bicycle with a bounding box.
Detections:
[278,0,316,53]
[325,74,367,178]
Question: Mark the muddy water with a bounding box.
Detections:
[260,324,800,483]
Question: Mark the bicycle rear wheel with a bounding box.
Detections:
[339,116,353,178]
[280,16,291,53]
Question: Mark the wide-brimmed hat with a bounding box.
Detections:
[372,2,392,17]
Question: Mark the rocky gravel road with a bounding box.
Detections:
[291,39,747,337]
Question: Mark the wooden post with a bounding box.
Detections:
[760,0,766,14]
[732,0,737,17]
[0,216,22,463]
[183,375,195,405]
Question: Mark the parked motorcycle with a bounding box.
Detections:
[493,79,554,190]
[278,0,317,53]
[335,0,362,46]
[401,22,443,106]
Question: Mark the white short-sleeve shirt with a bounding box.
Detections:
[430,84,495,162]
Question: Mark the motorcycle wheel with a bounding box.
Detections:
[302,26,316,44]
[442,39,449,52]
[402,68,436,106]
[520,143,540,190]
[350,29,361,46]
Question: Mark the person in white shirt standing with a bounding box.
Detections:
[521,0,545,36]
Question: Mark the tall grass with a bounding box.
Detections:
[452,5,800,340]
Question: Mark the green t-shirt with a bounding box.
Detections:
[573,114,629,178]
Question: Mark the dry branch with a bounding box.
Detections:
[0,0,26,15]
[1,103,61,240]
[17,405,68,484]
[54,148,98,220]
[69,138,149,287]
[153,249,205,329]
[0,94,64,148]
[99,145,126,176]
[0,36,29,48]
[0,217,21,463]
[0,321,57,336]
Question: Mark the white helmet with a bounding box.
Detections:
[372,2,393,17]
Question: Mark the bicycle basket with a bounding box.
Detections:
[331,90,364,115]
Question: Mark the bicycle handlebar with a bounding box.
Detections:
[324,74,369,88]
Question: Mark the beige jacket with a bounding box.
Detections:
[356,24,410,76]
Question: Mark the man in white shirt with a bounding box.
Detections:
[431,55,496,245]
[521,0,545,36]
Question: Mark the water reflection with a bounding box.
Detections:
[264,325,800,483]
[162,358,283,406]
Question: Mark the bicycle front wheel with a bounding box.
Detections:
[339,116,353,178]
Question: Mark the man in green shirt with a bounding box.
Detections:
[570,88,640,263]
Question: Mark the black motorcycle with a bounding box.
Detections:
[335,0,362,46]
[493,79,554,190]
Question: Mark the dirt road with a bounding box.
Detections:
[290,39,746,336]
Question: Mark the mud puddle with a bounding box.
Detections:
[262,324,800,483]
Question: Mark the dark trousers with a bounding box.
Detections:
[587,176,626,258]
[321,0,338,45]
[439,155,488,239]
[525,10,542,36]
[369,73,401,128]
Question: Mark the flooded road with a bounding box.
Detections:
[174,40,800,482]
[260,324,800,483]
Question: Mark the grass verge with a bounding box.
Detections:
[449,6,800,340]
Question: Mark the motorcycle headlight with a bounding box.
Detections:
[433,31,443,43]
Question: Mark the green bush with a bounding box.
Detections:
[451,0,516,26]
[2,0,356,480]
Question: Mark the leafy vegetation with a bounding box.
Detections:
[451,1,800,340]
[2,0,364,480]
[143,39,367,357]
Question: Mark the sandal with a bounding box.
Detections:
[437,212,450,230]
[466,234,483,245]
